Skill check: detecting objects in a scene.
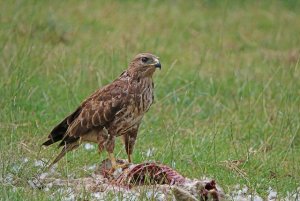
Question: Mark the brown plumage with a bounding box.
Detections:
[43,53,161,169]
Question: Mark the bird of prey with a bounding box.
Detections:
[42,53,161,170]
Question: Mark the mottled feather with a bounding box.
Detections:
[43,53,161,167]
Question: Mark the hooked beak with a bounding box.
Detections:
[153,58,161,69]
[155,62,161,69]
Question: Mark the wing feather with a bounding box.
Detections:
[43,77,129,148]
[62,81,127,140]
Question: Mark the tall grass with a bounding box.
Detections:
[0,0,300,200]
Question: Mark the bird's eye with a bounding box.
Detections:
[141,57,148,63]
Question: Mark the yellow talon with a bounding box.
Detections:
[108,153,130,171]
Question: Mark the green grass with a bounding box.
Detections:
[1,0,300,200]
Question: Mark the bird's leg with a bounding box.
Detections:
[107,151,129,171]
[128,154,132,163]
[108,152,117,169]
[104,131,128,171]
[122,126,138,164]
[97,135,106,154]
[105,138,119,171]
[97,127,110,157]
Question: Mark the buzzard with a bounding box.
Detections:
[42,53,161,170]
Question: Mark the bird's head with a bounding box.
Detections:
[128,53,161,78]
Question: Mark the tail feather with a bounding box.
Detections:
[42,118,68,146]
[42,107,81,146]
[43,107,82,168]
[48,142,80,168]
[58,135,79,147]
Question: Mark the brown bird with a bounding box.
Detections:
[42,53,161,170]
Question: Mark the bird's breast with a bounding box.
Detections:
[134,78,154,114]
[111,78,154,136]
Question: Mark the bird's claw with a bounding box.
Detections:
[108,161,130,174]
[113,161,130,170]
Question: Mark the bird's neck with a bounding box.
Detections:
[127,70,154,81]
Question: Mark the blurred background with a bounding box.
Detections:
[0,0,299,199]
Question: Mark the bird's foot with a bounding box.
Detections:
[109,161,130,174]
[105,153,131,174]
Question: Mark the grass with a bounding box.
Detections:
[0,0,300,200]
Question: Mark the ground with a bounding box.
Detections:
[0,0,300,200]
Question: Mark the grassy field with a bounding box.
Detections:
[1,0,300,200]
